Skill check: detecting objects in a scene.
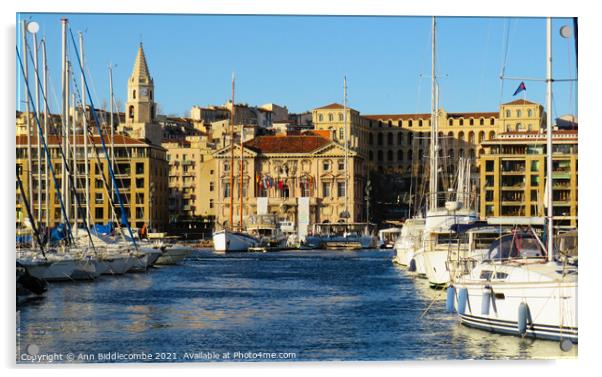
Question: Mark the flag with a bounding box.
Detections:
[513,81,527,96]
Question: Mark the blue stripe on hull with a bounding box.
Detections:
[459,314,578,343]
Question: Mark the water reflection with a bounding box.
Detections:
[17,249,576,362]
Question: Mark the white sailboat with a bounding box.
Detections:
[212,74,259,252]
[448,18,578,344]
[408,17,479,284]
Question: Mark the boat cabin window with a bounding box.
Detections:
[473,233,500,249]
[487,233,546,261]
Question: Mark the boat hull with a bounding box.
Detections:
[155,247,193,265]
[20,259,76,282]
[212,231,259,252]
[451,265,578,342]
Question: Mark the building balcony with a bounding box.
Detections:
[552,172,572,179]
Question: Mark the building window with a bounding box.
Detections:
[418,120,423,127]
[369,151,374,161]
[528,109,533,117]
[322,182,331,197]
[338,160,345,170]
[337,182,346,197]
[95,207,103,219]
[490,118,495,125]
[387,133,393,145]
[136,207,144,219]
[224,183,231,198]
[136,162,144,175]
[398,120,402,127]
[387,150,393,161]
[449,119,453,126]
[133,90,136,99]
[339,128,344,140]
[505,110,511,117]
[128,105,134,119]
[377,133,383,145]
[517,110,522,117]
[480,118,484,126]
[459,119,464,126]
[323,161,331,171]
[318,114,323,122]
[95,193,103,204]
[469,118,474,126]
[377,150,383,162]
[408,120,413,127]
[136,193,144,204]
[397,150,403,161]
[224,163,229,172]
[369,133,374,145]
[209,199,214,209]
[339,113,344,121]
[210,182,214,191]
[136,178,144,188]
[328,113,334,122]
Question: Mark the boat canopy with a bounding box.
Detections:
[486,232,547,261]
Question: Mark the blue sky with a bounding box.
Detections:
[16,13,577,119]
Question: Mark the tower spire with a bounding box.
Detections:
[130,43,152,84]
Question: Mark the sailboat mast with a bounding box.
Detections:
[239,104,244,231]
[429,16,439,211]
[80,32,90,229]
[72,87,78,235]
[109,64,115,215]
[61,18,69,224]
[343,76,349,220]
[65,61,71,222]
[42,38,49,228]
[546,17,554,262]
[21,20,34,231]
[229,74,235,229]
[32,30,42,225]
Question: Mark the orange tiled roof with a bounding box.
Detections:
[503,99,539,106]
[244,135,330,154]
[363,113,431,121]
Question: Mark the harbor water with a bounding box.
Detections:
[16,249,576,362]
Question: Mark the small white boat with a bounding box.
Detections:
[378,227,402,249]
[305,223,378,250]
[392,218,425,266]
[449,230,578,342]
[100,253,136,275]
[155,245,194,264]
[212,230,260,252]
[130,248,164,271]
[247,214,288,249]
[18,252,77,282]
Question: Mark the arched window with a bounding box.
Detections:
[128,105,134,118]
[387,150,393,161]
[505,110,511,117]
[318,114,323,122]
[458,131,465,141]
[528,109,533,117]
[133,90,136,99]
[449,149,454,159]
[388,120,392,127]
[459,148,465,157]
[369,151,374,161]
[468,131,475,144]
[469,149,476,159]
[449,119,453,126]
[479,118,484,126]
[339,128,345,140]
[528,124,533,131]
[459,118,464,126]
[398,120,402,127]
[328,113,334,122]
[339,113,344,121]
[397,132,402,145]
[489,131,495,140]
[469,118,474,126]
[377,133,383,145]
[387,133,393,145]
[407,132,413,145]
[368,133,374,145]
[150,90,153,100]
[478,131,485,143]
[408,120,413,127]
[397,150,403,161]
[151,105,155,119]
[419,120,423,127]
[490,118,495,125]
[407,150,413,161]
[517,110,522,117]
[377,150,383,161]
